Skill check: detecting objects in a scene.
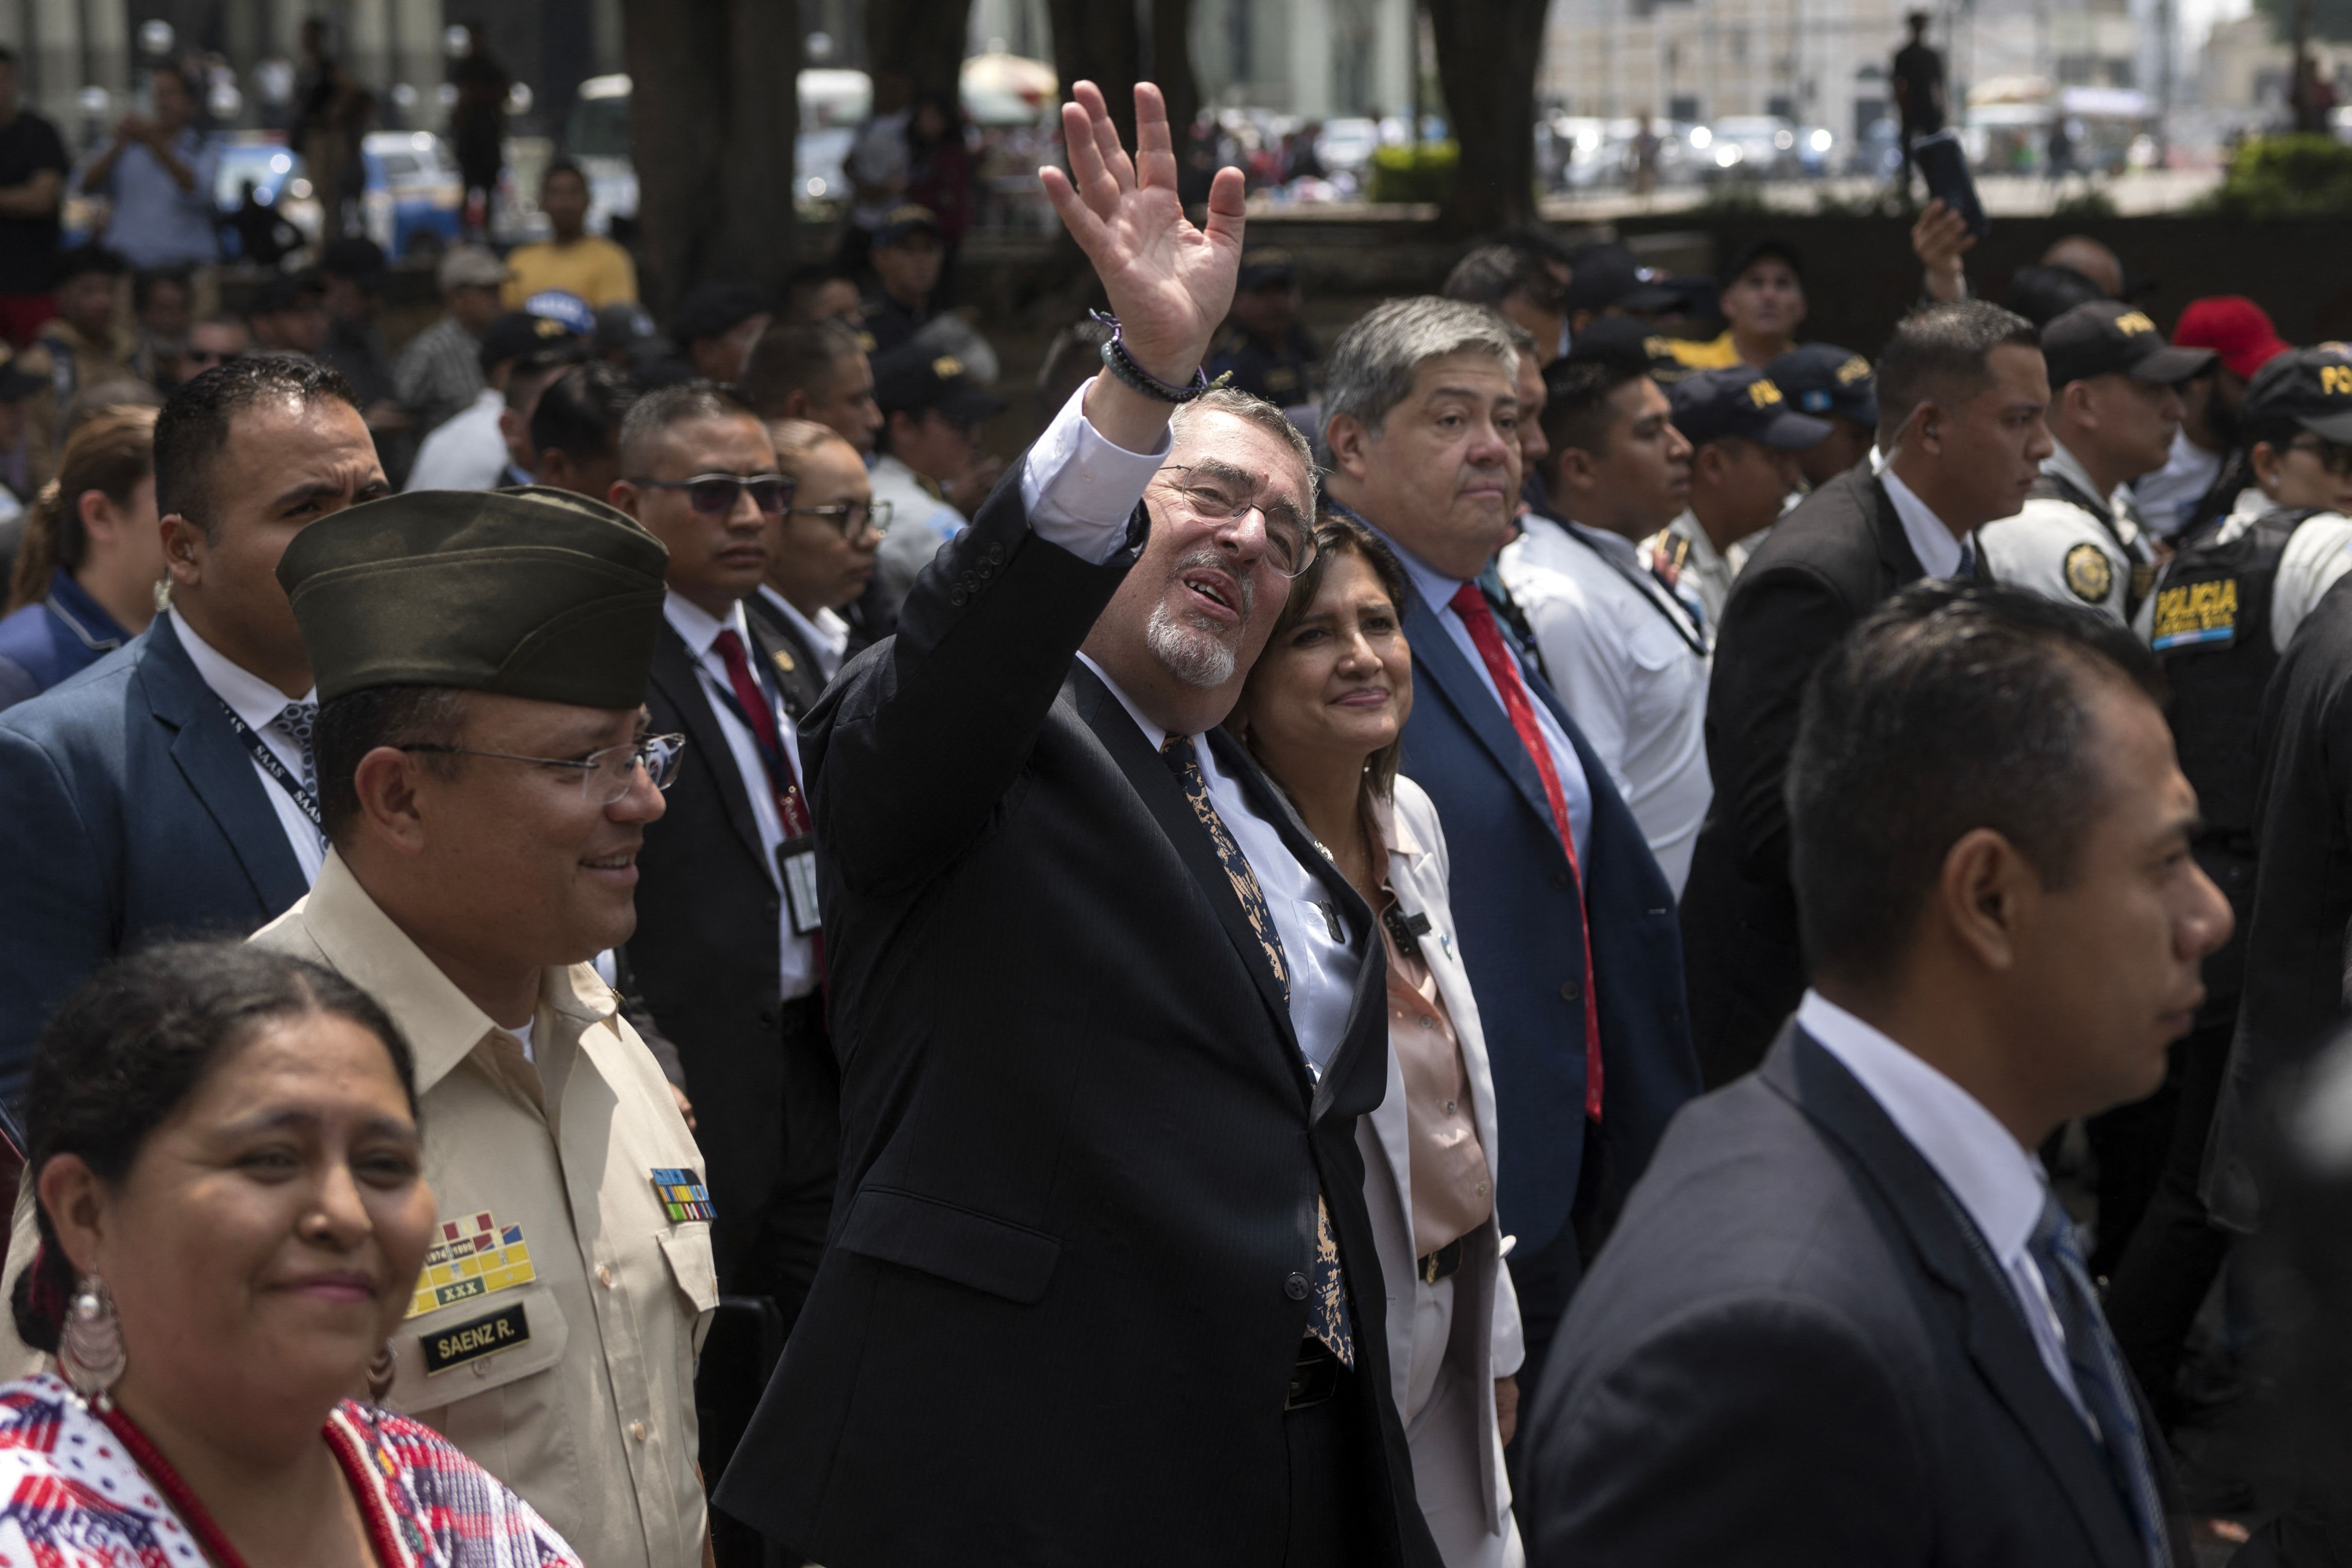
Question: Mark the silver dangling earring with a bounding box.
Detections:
[365,1341,397,1403]
[58,1273,125,1408]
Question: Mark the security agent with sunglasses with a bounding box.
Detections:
[245,485,716,1568]
[747,418,892,719]
[715,80,1441,1568]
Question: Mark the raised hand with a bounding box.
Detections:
[1040,81,1245,388]
[1912,197,1976,305]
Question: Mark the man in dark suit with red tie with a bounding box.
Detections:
[715,80,1438,1567]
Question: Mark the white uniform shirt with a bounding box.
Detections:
[1639,508,1757,629]
[661,592,819,1001]
[405,387,511,492]
[171,609,326,883]
[1501,523,1711,894]
[1797,990,2092,1424]
[2133,427,2225,540]
[1881,464,1967,578]
[1974,441,2153,625]
[758,585,851,683]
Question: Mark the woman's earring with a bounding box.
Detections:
[365,1341,397,1403]
[58,1274,125,1408]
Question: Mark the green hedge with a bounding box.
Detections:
[1368,141,1459,204]
[2203,134,2352,216]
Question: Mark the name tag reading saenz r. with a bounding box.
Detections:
[421,1301,530,1376]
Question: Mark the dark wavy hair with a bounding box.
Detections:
[11,942,418,1352]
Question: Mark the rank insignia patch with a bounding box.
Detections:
[652,1167,714,1223]
[407,1210,537,1319]
[2064,542,2114,605]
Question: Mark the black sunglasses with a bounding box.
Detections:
[628,472,794,516]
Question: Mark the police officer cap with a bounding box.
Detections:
[1668,365,1832,450]
[277,487,671,707]
[2244,344,2352,445]
[1564,242,1684,316]
[479,310,585,376]
[1767,342,1878,429]
[871,341,1007,424]
[875,204,943,247]
[2041,301,2215,390]
[1568,315,1689,384]
[1236,248,1297,291]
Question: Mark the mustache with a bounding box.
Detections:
[1168,547,1255,617]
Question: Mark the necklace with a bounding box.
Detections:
[96,1400,410,1568]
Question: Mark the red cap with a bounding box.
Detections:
[2172,296,2292,381]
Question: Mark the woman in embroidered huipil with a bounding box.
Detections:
[0,940,579,1567]
[1228,514,1527,1568]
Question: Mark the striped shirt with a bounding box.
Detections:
[394,314,486,438]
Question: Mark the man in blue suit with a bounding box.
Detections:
[1322,295,1702,1398]
[0,356,388,1098]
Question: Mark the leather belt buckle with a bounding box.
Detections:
[1286,1339,1339,1410]
[1416,1237,1463,1285]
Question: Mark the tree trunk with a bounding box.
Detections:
[1426,0,1550,231]
[623,0,800,318]
[1150,0,1200,148]
[1045,0,1143,149]
[867,0,976,106]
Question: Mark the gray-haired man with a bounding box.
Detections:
[1321,296,1702,1408]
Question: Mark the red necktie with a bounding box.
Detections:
[713,627,811,839]
[1449,582,1603,1121]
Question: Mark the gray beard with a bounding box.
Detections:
[1146,597,1239,688]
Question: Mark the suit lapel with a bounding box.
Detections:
[139,617,308,912]
[744,592,831,722]
[648,623,768,866]
[1867,473,1928,590]
[1766,1028,2146,1567]
[1400,581,1568,866]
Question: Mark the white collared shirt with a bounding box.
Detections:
[170,608,325,883]
[1501,521,1709,893]
[661,592,818,1000]
[1975,441,2151,626]
[1878,465,1966,579]
[757,586,851,682]
[1640,508,1756,629]
[1796,990,2088,1422]
[405,388,510,492]
[1074,652,1358,1077]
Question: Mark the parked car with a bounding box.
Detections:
[1705,116,1802,179]
[358,131,462,258]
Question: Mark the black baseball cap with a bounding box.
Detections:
[872,342,1006,425]
[1668,365,1832,449]
[1563,242,1685,316]
[671,281,771,345]
[2041,301,2215,389]
[2244,345,2352,445]
[1237,248,1297,291]
[1724,237,1805,287]
[480,310,585,375]
[875,204,943,247]
[1767,342,1878,429]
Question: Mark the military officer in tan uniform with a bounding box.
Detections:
[254,486,716,1568]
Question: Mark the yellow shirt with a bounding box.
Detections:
[503,236,639,308]
[1663,330,1744,370]
[252,853,713,1568]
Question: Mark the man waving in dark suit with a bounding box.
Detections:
[714,81,1438,1568]
[1524,581,2224,1567]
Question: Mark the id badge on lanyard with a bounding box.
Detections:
[777,837,822,935]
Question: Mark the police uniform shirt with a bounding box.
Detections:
[861,292,932,356]
[1500,523,1711,894]
[252,854,715,1568]
[1973,441,2152,625]
[1206,323,1322,407]
[1640,508,1758,629]
[2197,488,2352,654]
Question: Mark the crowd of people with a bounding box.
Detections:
[2,69,2352,1568]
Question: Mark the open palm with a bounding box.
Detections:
[1040,81,1246,387]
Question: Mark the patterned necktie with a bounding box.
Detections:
[272,699,324,850]
[2027,1193,2168,1568]
[1160,733,1354,1368]
[1955,534,1979,579]
[1448,581,1603,1121]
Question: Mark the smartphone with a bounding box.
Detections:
[1911,129,1989,240]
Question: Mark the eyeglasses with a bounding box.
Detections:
[787,498,893,538]
[628,473,794,516]
[400,733,688,805]
[1155,464,1317,578]
[2287,437,2352,478]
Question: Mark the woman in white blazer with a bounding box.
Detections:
[1228,514,1524,1568]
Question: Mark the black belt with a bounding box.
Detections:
[1286,1338,1340,1410]
[1417,1237,1464,1285]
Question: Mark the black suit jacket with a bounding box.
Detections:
[1679,466,1925,1086]
[713,477,1437,1567]
[627,611,836,1305]
[1524,1024,2191,1568]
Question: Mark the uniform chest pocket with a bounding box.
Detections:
[383,1280,570,1412]
[1626,611,1693,674]
[659,1222,720,1357]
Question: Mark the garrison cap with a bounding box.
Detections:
[277,486,671,707]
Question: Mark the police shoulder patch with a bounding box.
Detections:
[2063,542,2114,605]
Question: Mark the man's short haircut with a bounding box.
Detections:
[1789,579,2165,988]
[154,356,360,541]
[1542,343,1654,458]
[1874,298,2040,449]
[617,378,761,473]
[542,158,587,193]
[503,346,584,414]
[315,686,470,843]
[532,360,639,465]
[740,319,863,419]
[1323,296,1522,439]
[1167,386,1320,512]
[1441,244,1567,317]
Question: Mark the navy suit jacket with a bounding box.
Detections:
[1394,578,1700,1263]
[1524,1025,2191,1567]
[0,614,308,1098]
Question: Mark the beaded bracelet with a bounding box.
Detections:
[1090,309,1232,404]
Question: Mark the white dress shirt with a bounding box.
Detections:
[661,592,819,1002]
[171,609,325,884]
[1879,465,1967,579]
[405,388,510,492]
[757,586,851,682]
[1502,523,1710,893]
[1796,990,2089,1423]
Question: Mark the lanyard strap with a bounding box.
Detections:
[700,656,812,839]
[215,699,323,830]
[1563,525,1711,659]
